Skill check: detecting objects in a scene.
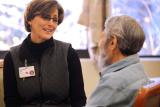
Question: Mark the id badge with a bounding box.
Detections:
[19,66,35,78]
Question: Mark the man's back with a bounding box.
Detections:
[86,55,148,107]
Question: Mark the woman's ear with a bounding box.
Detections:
[28,21,31,25]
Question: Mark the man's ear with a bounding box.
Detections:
[110,35,118,50]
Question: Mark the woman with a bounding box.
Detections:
[3,0,86,107]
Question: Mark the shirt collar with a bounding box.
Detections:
[101,54,140,76]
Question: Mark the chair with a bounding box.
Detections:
[133,77,160,107]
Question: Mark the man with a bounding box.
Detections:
[86,15,149,107]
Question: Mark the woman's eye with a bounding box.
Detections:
[42,16,51,20]
[53,19,58,22]
[41,15,58,23]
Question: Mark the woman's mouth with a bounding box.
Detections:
[43,28,54,33]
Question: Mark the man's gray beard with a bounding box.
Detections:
[97,53,108,71]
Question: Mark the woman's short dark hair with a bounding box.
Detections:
[24,0,64,32]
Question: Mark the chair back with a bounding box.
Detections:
[133,77,160,107]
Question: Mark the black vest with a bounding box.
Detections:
[10,39,71,107]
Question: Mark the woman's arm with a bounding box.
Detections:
[3,52,21,107]
[67,46,86,107]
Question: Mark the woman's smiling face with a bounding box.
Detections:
[28,8,58,43]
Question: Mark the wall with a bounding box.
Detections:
[0,67,4,107]
[141,58,160,77]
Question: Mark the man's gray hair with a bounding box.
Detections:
[104,15,145,55]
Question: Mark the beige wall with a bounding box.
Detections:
[141,59,160,77]
[0,58,160,106]
[0,68,4,107]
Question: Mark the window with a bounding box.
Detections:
[0,0,89,58]
[110,0,160,56]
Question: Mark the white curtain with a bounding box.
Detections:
[78,0,103,61]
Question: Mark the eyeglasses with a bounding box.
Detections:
[41,14,58,23]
